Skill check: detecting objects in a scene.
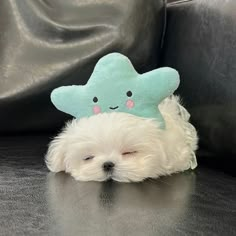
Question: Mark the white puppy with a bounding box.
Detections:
[46,96,198,182]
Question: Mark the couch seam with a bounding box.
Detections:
[167,0,193,7]
[160,0,167,50]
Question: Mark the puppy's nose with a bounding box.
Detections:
[103,161,115,172]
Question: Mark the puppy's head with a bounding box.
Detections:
[46,113,166,182]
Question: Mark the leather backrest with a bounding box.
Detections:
[0,0,165,133]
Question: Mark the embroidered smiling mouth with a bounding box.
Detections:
[109,106,119,110]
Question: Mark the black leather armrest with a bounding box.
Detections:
[161,0,236,171]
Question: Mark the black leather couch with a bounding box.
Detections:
[0,0,235,235]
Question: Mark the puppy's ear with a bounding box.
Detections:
[45,136,67,172]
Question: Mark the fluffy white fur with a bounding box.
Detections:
[45,96,198,182]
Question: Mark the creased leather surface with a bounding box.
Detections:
[161,0,236,159]
[0,0,164,133]
[0,136,235,236]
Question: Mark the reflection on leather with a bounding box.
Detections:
[46,172,196,235]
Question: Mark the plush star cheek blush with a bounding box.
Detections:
[93,105,101,114]
[50,53,180,129]
[126,99,135,109]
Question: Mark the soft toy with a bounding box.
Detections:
[51,53,180,129]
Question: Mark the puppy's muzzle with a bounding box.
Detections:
[103,161,115,172]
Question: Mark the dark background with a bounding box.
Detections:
[0,0,235,235]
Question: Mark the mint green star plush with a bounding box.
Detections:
[51,53,180,129]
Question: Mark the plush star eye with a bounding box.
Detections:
[126,91,132,97]
[93,97,98,103]
[83,155,95,161]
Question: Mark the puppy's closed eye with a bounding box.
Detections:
[122,151,137,156]
[83,155,95,161]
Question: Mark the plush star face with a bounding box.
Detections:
[51,53,180,129]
